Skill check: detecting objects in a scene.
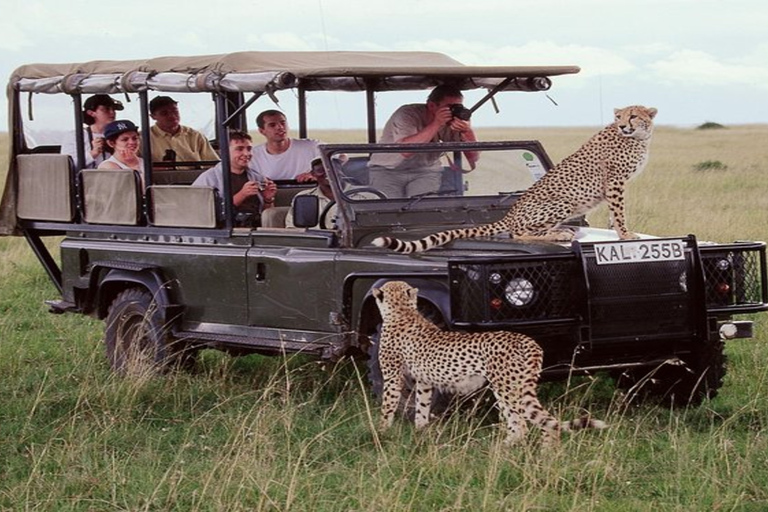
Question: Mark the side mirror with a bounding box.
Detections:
[293,194,319,228]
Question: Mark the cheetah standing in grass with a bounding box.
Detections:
[372,105,657,253]
[372,281,606,445]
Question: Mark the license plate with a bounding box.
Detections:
[594,239,686,265]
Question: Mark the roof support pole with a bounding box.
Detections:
[139,91,153,188]
[12,90,25,156]
[365,88,377,143]
[467,77,514,115]
[298,86,307,139]
[215,93,234,229]
[72,94,86,170]
[223,92,263,128]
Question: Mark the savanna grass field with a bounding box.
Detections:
[1,124,768,511]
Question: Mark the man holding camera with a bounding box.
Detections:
[368,84,479,198]
[192,130,277,227]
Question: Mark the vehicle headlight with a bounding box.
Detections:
[489,272,503,285]
[505,278,535,306]
[716,259,731,271]
[464,266,482,282]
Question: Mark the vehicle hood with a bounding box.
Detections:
[365,227,654,257]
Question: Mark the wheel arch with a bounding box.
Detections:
[357,277,450,340]
[92,264,180,323]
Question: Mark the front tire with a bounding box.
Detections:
[616,338,726,407]
[104,288,192,374]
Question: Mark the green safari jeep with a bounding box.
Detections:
[2,51,766,405]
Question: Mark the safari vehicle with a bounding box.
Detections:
[2,51,767,406]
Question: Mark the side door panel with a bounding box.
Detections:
[246,233,339,332]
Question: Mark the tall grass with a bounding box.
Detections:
[2,126,768,511]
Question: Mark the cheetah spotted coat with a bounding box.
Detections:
[372,281,606,444]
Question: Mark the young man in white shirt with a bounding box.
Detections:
[251,110,319,183]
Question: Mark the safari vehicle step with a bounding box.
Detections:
[174,331,328,356]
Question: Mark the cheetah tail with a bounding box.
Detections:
[370,236,418,253]
[371,227,483,254]
[561,415,608,432]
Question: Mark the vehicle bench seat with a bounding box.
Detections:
[16,154,76,222]
[80,169,143,225]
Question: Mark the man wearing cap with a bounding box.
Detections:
[148,95,219,165]
[61,94,124,168]
[98,119,144,177]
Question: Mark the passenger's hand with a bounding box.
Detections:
[239,181,261,198]
[433,105,454,127]
[90,137,106,157]
[296,171,316,183]
[233,180,261,207]
[449,118,472,133]
[260,178,278,204]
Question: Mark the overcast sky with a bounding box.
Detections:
[2,0,767,130]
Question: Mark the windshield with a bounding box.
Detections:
[328,142,552,205]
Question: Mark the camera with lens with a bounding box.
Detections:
[162,149,177,162]
[449,103,472,121]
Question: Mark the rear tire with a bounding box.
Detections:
[104,288,193,374]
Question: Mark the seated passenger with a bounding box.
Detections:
[61,94,123,168]
[192,130,277,227]
[367,84,479,198]
[148,95,219,165]
[285,157,376,229]
[251,110,320,183]
[98,120,144,176]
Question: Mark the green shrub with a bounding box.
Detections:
[697,121,726,130]
[693,160,728,172]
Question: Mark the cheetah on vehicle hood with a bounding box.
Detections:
[373,105,657,253]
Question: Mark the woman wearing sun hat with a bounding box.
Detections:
[61,94,124,168]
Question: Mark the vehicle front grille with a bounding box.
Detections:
[582,249,695,341]
[449,256,580,327]
[447,239,768,340]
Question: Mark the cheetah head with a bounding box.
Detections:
[372,281,419,317]
[614,105,657,140]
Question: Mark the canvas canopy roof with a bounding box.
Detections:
[2,51,580,236]
[9,51,580,95]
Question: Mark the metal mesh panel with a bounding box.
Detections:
[585,258,689,297]
[701,248,765,308]
[449,258,579,325]
[583,244,695,340]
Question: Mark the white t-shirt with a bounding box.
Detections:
[99,155,145,173]
[251,138,320,180]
